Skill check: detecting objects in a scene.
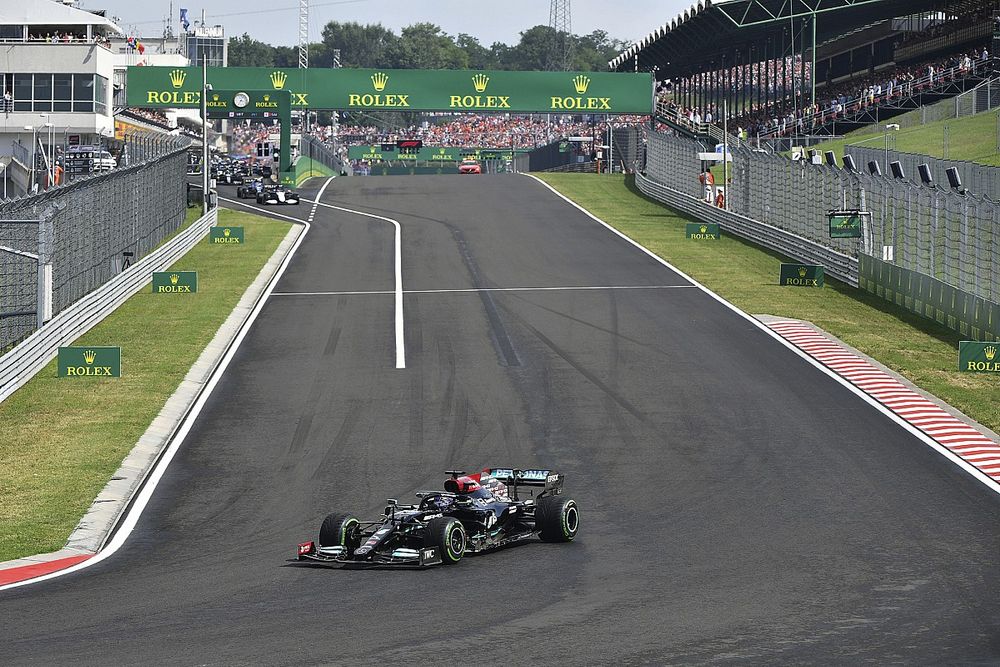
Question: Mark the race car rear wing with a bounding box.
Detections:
[483,468,563,497]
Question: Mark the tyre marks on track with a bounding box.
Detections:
[768,319,1000,485]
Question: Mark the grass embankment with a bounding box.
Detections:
[537,173,999,433]
[0,209,291,562]
[811,109,1000,166]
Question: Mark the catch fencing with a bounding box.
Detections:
[643,130,1000,335]
[298,135,351,176]
[0,134,190,350]
[844,144,1000,201]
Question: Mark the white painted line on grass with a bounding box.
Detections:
[523,173,1000,498]
[302,197,405,370]
[0,178,335,591]
[271,284,696,296]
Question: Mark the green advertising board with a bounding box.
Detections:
[780,263,824,287]
[58,346,122,378]
[685,223,720,240]
[152,271,198,293]
[126,67,653,114]
[347,146,520,162]
[828,210,865,239]
[210,226,244,245]
[959,341,1000,372]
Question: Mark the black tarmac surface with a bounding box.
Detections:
[4,175,1000,665]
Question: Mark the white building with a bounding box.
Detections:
[0,0,122,196]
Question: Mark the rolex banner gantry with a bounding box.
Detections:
[205,89,291,174]
[126,67,654,114]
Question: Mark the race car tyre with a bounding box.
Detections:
[319,512,361,555]
[535,496,579,542]
[425,517,466,564]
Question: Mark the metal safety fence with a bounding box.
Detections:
[0,134,190,351]
[644,130,1000,319]
[299,135,350,176]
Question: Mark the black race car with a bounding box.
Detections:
[256,184,300,205]
[237,179,264,199]
[296,468,579,567]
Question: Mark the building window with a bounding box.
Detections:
[0,25,23,40]
[73,74,93,112]
[13,74,32,111]
[53,74,72,112]
[94,75,108,115]
[33,74,52,112]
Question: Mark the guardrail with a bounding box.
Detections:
[634,172,859,286]
[0,208,218,404]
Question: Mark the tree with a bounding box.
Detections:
[506,26,560,71]
[228,33,276,67]
[456,34,494,70]
[397,23,467,69]
[320,22,401,69]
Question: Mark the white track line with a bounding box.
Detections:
[301,197,405,369]
[0,179,335,591]
[271,285,695,296]
[523,173,1000,498]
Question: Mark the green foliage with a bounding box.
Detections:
[227,22,631,72]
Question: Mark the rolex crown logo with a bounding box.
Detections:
[798,267,808,278]
[700,225,708,234]
[371,72,389,92]
[169,274,180,285]
[986,345,997,361]
[83,349,97,365]
[270,71,287,90]
[472,73,490,93]
[212,93,219,101]
[263,94,270,102]
[573,75,591,95]
[169,69,187,89]
[223,228,231,237]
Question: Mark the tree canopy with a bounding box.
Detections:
[227,22,630,71]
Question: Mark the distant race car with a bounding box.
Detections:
[237,179,264,199]
[256,184,300,205]
[295,468,579,568]
[459,159,482,174]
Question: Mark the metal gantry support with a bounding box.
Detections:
[298,0,309,69]
[548,0,572,71]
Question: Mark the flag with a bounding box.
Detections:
[137,41,145,54]
[180,8,190,31]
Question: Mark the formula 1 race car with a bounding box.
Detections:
[296,468,579,568]
[458,158,482,174]
[256,184,300,205]
[236,179,264,199]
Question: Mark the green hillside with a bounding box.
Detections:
[810,109,1000,166]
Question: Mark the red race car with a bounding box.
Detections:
[459,159,482,174]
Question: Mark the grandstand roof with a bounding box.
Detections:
[0,0,120,32]
[610,0,944,76]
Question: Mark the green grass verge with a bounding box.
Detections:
[0,209,291,562]
[810,109,1000,166]
[537,173,999,433]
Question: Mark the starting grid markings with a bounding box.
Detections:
[768,320,1000,482]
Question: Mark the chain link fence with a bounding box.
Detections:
[645,129,1000,308]
[0,133,190,351]
[844,143,1000,201]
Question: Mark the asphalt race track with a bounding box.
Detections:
[4,175,1000,664]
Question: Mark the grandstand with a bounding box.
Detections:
[612,0,999,143]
